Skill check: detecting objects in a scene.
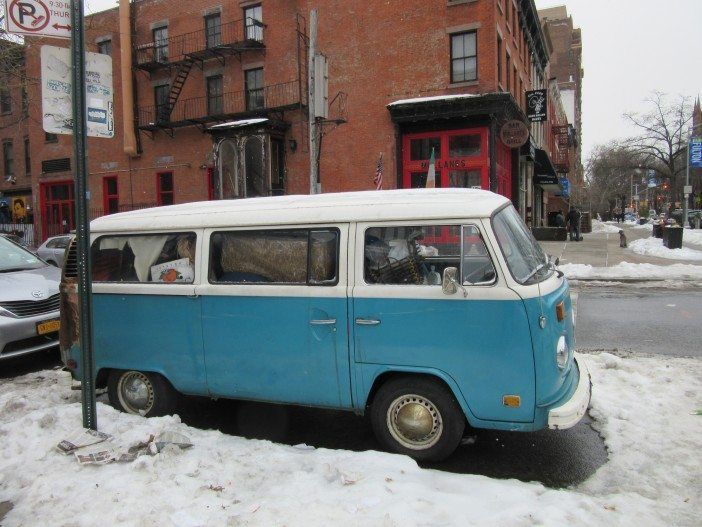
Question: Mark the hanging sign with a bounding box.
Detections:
[690,136,702,169]
[525,89,547,122]
[500,120,529,148]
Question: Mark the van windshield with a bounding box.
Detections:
[492,205,551,285]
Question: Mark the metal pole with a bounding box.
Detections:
[71,0,97,430]
[683,133,690,230]
[308,9,318,195]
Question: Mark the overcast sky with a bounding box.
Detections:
[82,0,701,161]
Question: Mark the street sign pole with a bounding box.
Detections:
[70,0,97,430]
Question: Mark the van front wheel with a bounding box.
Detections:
[371,377,465,462]
[108,370,176,417]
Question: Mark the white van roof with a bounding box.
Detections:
[91,188,510,232]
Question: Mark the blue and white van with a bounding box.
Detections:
[60,189,590,461]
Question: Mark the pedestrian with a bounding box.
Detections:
[555,210,565,228]
[567,207,582,241]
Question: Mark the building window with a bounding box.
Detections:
[157,172,174,205]
[244,5,263,41]
[0,87,11,114]
[497,35,503,87]
[505,52,511,92]
[245,68,264,111]
[153,26,169,62]
[45,132,58,143]
[271,138,285,195]
[97,40,112,56]
[513,65,518,97]
[3,141,14,176]
[24,137,30,175]
[154,84,170,122]
[205,13,221,48]
[450,31,477,83]
[206,75,223,115]
[103,175,119,214]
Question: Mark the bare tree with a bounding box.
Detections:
[624,91,692,201]
[585,142,653,217]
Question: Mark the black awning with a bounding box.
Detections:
[534,148,557,178]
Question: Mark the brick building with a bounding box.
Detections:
[0,39,33,231]
[539,5,584,212]
[11,0,572,242]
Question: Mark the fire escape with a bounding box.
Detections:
[134,17,306,136]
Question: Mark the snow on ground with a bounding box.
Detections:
[560,261,702,281]
[628,237,702,261]
[682,229,702,246]
[1,355,701,526]
[590,220,622,234]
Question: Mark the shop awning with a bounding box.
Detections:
[533,148,560,191]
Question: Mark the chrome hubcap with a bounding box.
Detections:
[387,394,443,450]
[118,371,154,414]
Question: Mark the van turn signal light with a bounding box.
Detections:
[556,301,565,322]
[503,395,521,408]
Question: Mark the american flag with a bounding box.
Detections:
[374,153,384,190]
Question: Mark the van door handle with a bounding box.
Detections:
[355,318,380,326]
[186,294,199,299]
[310,319,337,325]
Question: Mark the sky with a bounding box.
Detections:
[78,0,702,161]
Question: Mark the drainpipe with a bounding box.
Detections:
[119,0,137,157]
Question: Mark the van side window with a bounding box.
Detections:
[461,225,497,285]
[209,228,339,285]
[364,224,495,286]
[91,232,196,283]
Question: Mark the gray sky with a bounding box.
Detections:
[83,0,701,161]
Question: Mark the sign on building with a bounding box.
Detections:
[690,136,702,169]
[3,0,71,38]
[525,89,547,122]
[500,120,529,148]
[41,45,114,138]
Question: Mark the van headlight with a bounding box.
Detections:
[556,335,569,369]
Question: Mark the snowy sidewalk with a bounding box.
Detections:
[541,221,702,282]
[0,355,700,526]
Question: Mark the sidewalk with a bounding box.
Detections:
[540,223,702,268]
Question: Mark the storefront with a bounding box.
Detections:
[40,180,75,239]
[388,93,521,201]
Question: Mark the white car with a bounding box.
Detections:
[36,235,72,267]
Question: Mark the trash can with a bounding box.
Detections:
[652,223,663,239]
[663,226,683,249]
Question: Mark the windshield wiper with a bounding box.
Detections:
[523,262,547,283]
[0,267,38,273]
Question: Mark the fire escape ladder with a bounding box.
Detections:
[165,58,195,117]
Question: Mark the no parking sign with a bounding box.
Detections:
[3,0,71,38]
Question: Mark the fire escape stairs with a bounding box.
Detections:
[164,58,195,120]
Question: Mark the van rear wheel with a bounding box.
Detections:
[371,377,465,462]
[108,370,176,417]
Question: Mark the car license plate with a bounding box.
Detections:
[37,319,60,335]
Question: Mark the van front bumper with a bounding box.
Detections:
[547,356,591,430]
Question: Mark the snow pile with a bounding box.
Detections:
[0,356,700,526]
[628,237,702,261]
[591,221,622,234]
[560,262,702,281]
[682,229,702,246]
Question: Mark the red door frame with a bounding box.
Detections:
[102,175,119,214]
[39,180,75,241]
[401,128,489,190]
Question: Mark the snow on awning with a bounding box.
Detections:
[387,94,479,106]
[208,118,269,130]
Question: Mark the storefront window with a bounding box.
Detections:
[410,137,440,161]
[449,134,481,157]
[449,170,481,188]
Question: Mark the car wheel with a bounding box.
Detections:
[107,370,176,417]
[371,377,465,462]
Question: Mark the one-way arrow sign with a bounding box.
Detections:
[4,0,72,39]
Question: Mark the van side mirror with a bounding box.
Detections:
[442,267,467,297]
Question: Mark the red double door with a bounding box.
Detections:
[401,127,512,199]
